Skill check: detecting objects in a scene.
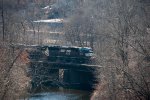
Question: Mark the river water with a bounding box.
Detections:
[25,88,92,100]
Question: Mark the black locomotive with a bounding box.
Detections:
[28,45,95,64]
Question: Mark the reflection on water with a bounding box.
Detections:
[29,92,81,100]
[26,88,91,100]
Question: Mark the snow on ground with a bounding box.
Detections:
[33,19,64,23]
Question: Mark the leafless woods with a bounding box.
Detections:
[64,0,150,100]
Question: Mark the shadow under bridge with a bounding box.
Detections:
[28,61,101,91]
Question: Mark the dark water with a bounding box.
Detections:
[25,88,91,100]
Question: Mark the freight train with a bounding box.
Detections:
[28,45,95,64]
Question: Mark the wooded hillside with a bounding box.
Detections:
[0,0,150,100]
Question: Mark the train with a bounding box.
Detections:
[28,45,96,64]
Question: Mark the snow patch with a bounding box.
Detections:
[33,19,64,23]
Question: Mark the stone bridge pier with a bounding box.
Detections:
[29,61,101,91]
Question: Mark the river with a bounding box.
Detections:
[25,88,92,100]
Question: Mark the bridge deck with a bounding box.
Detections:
[30,61,102,72]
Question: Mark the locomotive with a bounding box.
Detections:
[28,45,95,64]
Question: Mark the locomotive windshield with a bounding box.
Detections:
[79,47,93,57]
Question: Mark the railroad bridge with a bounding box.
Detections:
[13,44,101,91]
[29,61,101,91]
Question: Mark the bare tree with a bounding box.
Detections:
[63,0,150,100]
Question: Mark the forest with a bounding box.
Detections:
[0,0,150,100]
